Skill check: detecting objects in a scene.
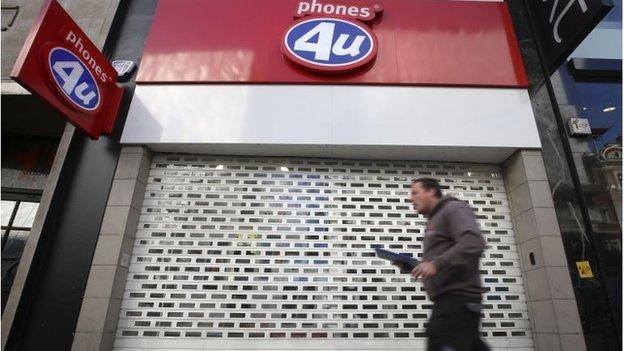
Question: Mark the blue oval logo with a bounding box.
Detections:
[282,17,377,72]
[48,47,100,112]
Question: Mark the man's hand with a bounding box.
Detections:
[411,261,437,279]
[391,261,411,274]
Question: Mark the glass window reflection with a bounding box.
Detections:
[1,195,41,315]
[602,0,622,26]
[1,201,15,227]
[563,67,623,348]
[576,81,622,152]
[3,231,29,259]
[576,81,622,227]
[13,202,39,228]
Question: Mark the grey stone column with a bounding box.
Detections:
[503,149,586,351]
[71,146,151,351]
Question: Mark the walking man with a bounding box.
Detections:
[401,177,490,351]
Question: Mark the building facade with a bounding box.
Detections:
[506,0,622,349]
[0,1,620,351]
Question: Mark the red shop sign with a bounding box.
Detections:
[137,0,527,87]
[11,0,123,139]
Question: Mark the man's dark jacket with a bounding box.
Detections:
[422,196,486,300]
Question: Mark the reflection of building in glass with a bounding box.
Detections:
[582,138,622,225]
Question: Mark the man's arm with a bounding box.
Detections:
[430,202,485,271]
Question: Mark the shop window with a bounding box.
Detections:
[560,57,622,348]
[1,191,41,314]
[575,79,622,226]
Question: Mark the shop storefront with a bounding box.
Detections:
[106,0,546,350]
[2,1,617,351]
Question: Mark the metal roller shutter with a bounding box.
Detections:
[113,154,534,351]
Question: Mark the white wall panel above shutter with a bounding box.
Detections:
[120,85,542,164]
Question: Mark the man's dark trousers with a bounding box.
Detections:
[426,293,490,351]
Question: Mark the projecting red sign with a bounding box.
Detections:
[11,0,123,139]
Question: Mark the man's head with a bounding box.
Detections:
[410,177,442,215]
